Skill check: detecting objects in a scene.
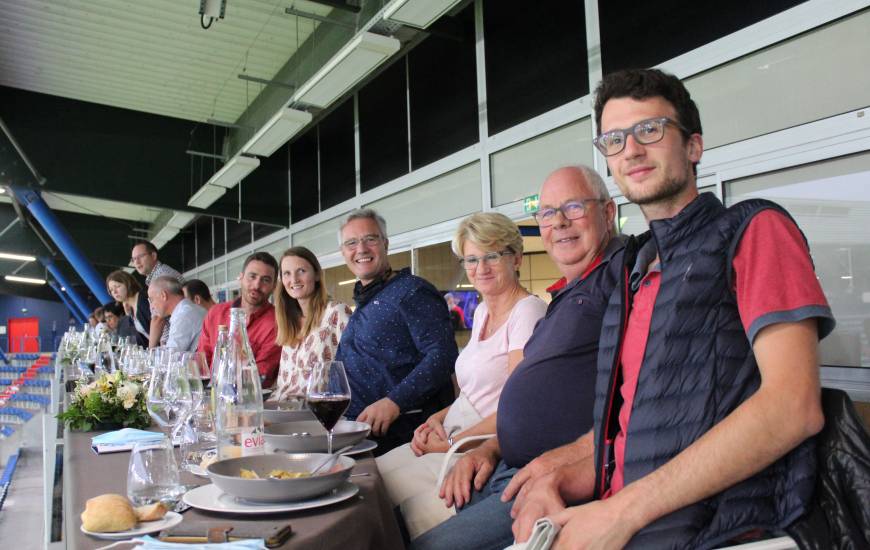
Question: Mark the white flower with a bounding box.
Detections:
[117,382,139,410]
[79,381,97,398]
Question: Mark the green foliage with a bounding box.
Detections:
[58,371,151,432]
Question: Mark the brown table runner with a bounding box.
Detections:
[64,429,404,549]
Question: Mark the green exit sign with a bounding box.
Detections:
[523,194,540,214]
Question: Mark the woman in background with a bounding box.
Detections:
[106,270,151,347]
[269,247,353,405]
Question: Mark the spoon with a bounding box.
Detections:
[268,444,354,480]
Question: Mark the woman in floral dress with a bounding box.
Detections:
[269,247,353,405]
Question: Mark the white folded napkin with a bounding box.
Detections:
[133,535,266,549]
[504,517,561,550]
[91,428,164,446]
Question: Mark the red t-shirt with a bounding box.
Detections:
[606,210,831,496]
[197,299,282,388]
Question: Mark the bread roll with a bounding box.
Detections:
[134,502,167,522]
[81,494,137,532]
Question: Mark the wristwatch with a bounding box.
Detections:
[447,435,455,448]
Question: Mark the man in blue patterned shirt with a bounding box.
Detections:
[336,208,458,454]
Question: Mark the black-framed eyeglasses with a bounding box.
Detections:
[533,199,604,228]
[342,234,383,250]
[460,250,515,270]
[592,117,688,157]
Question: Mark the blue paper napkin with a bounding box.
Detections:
[91,428,164,446]
[134,535,267,549]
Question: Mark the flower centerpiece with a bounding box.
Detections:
[59,371,151,431]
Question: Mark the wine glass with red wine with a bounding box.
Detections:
[306,361,351,455]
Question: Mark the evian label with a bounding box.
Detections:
[241,427,265,456]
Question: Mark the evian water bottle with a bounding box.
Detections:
[214,309,265,459]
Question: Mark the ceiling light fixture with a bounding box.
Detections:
[338,279,357,286]
[207,155,260,189]
[0,252,37,262]
[166,211,197,230]
[242,108,313,157]
[5,275,46,285]
[383,0,463,29]
[293,32,400,108]
[187,184,227,209]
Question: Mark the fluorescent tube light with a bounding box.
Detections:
[151,226,178,249]
[207,155,260,189]
[5,275,46,285]
[166,211,197,230]
[188,183,227,209]
[0,252,37,262]
[383,0,462,29]
[293,32,400,108]
[242,108,313,157]
[338,279,357,286]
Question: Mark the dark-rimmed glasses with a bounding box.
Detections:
[460,250,515,270]
[593,117,688,157]
[533,199,603,228]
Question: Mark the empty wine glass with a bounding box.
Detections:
[127,438,184,507]
[146,351,191,441]
[306,361,351,455]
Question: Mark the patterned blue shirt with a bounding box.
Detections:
[337,268,457,417]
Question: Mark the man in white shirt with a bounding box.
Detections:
[147,276,206,352]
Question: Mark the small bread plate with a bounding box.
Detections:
[343,439,377,456]
[80,511,183,540]
[183,481,359,514]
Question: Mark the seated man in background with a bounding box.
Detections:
[197,252,282,387]
[183,279,216,311]
[509,68,834,549]
[336,208,457,455]
[148,276,207,352]
[102,302,138,342]
[411,166,622,550]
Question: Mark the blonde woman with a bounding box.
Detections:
[106,270,151,348]
[376,212,547,539]
[269,247,352,404]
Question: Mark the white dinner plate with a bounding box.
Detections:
[80,511,183,540]
[342,439,377,457]
[183,481,359,514]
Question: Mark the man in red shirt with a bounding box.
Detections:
[506,69,834,548]
[197,252,282,388]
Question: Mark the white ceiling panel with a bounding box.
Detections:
[0,0,333,122]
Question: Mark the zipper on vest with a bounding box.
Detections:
[596,264,632,497]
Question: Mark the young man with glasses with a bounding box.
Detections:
[335,208,458,455]
[510,68,834,549]
[130,240,184,348]
[412,166,623,550]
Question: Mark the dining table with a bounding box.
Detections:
[63,428,405,549]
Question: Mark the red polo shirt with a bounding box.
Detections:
[606,210,831,496]
[197,299,281,388]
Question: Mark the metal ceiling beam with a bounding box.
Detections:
[305,0,361,13]
[285,7,357,29]
[237,74,297,90]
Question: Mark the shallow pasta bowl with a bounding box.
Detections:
[263,401,316,425]
[264,420,370,453]
[206,453,355,502]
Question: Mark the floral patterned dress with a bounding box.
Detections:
[270,301,353,403]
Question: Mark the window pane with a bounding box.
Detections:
[618,183,717,235]
[359,60,409,191]
[490,118,592,207]
[213,217,226,258]
[319,98,356,210]
[364,162,481,235]
[253,224,281,242]
[725,152,870,368]
[290,128,319,223]
[408,4,478,169]
[686,10,870,149]
[599,0,805,74]
[195,218,212,265]
[484,0,588,135]
[292,214,343,258]
[226,219,252,253]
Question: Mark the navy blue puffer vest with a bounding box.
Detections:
[593,193,816,549]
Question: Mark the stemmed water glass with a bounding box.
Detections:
[146,351,192,442]
[306,361,351,455]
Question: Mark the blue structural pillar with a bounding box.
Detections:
[11,186,112,304]
[40,258,92,320]
[48,280,87,325]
